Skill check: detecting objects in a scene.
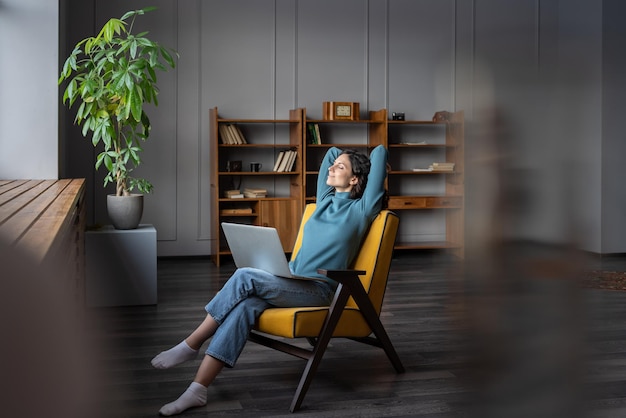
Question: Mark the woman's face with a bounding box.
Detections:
[327,154,357,192]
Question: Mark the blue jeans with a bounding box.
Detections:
[204,267,335,367]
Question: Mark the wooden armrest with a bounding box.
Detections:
[316,269,366,279]
[316,269,367,291]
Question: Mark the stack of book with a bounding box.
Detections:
[220,207,253,215]
[429,162,455,172]
[272,149,298,172]
[219,124,247,144]
[243,187,267,198]
[307,123,322,144]
[223,189,244,198]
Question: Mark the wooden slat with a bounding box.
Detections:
[0,180,61,240]
[0,180,54,225]
[0,179,84,256]
[0,179,30,198]
[19,179,85,263]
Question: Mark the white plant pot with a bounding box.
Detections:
[107,194,144,230]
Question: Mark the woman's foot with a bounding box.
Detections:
[151,341,198,369]
[159,382,207,416]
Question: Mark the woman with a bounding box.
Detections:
[152,145,388,416]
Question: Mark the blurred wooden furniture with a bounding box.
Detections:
[0,179,86,305]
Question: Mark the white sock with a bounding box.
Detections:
[151,340,198,369]
[159,382,207,416]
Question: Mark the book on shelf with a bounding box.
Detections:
[224,189,244,198]
[219,124,247,144]
[243,187,267,198]
[307,123,322,144]
[430,162,455,171]
[307,124,316,144]
[272,150,286,171]
[272,148,298,172]
[232,124,247,144]
[220,207,253,215]
[412,162,455,172]
[275,149,297,172]
[286,149,297,171]
[219,124,233,144]
[227,125,242,144]
[314,123,322,144]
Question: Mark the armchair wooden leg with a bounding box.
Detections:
[322,270,405,374]
[349,285,404,372]
[289,282,351,412]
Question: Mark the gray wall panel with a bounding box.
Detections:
[275,0,298,112]
[367,0,389,111]
[202,0,277,118]
[296,0,368,119]
[388,0,455,120]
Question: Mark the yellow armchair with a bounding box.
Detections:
[249,204,404,412]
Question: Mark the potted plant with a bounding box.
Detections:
[59,7,176,229]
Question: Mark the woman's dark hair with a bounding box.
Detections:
[341,149,370,199]
[341,149,389,208]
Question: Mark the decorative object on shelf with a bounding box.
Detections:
[250,162,262,172]
[432,111,452,122]
[59,7,177,230]
[226,160,242,172]
[392,112,405,121]
[323,101,360,121]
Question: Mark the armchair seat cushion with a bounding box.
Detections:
[255,306,372,338]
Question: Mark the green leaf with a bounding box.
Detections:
[82,120,91,137]
[160,46,176,69]
[92,122,102,144]
[130,39,138,58]
[130,85,143,122]
[120,10,136,21]
[76,101,86,119]
[104,154,113,172]
[95,152,105,170]
[147,66,157,83]
[122,89,133,121]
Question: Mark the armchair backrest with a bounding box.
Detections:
[291,204,399,313]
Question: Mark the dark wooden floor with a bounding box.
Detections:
[87,248,626,418]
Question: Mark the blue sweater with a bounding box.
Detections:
[289,145,388,286]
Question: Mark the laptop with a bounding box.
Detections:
[221,222,303,279]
